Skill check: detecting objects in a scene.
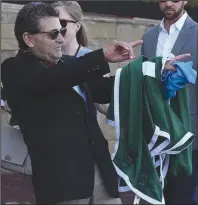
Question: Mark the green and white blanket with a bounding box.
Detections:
[106,56,193,204]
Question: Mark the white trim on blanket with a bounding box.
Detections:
[148,125,170,157]
[142,61,156,78]
[160,132,193,154]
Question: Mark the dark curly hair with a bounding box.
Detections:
[14,1,59,50]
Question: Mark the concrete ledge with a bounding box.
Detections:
[84,13,160,26]
[1,3,23,13]
[1,3,160,26]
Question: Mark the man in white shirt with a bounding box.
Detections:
[156,3,188,58]
[141,1,198,204]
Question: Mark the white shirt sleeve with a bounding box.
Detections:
[1,99,5,106]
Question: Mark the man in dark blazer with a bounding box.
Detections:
[141,1,198,204]
[1,2,143,204]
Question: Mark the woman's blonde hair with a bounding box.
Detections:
[52,1,88,47]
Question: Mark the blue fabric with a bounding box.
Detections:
[76,47,92,57]
[161,61,197,101]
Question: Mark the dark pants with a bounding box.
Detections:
[164,151,198,204]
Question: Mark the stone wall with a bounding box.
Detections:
[1,3,160,155]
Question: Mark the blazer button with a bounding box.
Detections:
[4,154,12,161]
[76,111,80,115]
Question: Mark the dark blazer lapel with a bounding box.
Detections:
[150,25,160,57]
[171,16,196,55]
[81,83,91,104]
[82,83,96,114]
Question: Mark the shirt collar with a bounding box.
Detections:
[160,11,188,32]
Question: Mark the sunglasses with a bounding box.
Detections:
[33,28,67,40]
[59,19,78,28]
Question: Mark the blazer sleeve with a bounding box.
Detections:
[1,49,110,96]
[88,76,115,104]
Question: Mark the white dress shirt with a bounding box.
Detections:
[73,85,87,102]
[1,99,5,106]
[156,12,188,61]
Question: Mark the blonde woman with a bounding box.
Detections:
[52,1,108,116]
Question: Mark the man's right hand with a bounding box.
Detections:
[103,40,143,63]
[164,53,191,72]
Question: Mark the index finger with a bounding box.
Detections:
[127,43,134,59]
[129,40,143,48]
[171,53,191,63]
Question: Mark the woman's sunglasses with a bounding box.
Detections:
[59,19,78,28]
[33,27,67,40]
